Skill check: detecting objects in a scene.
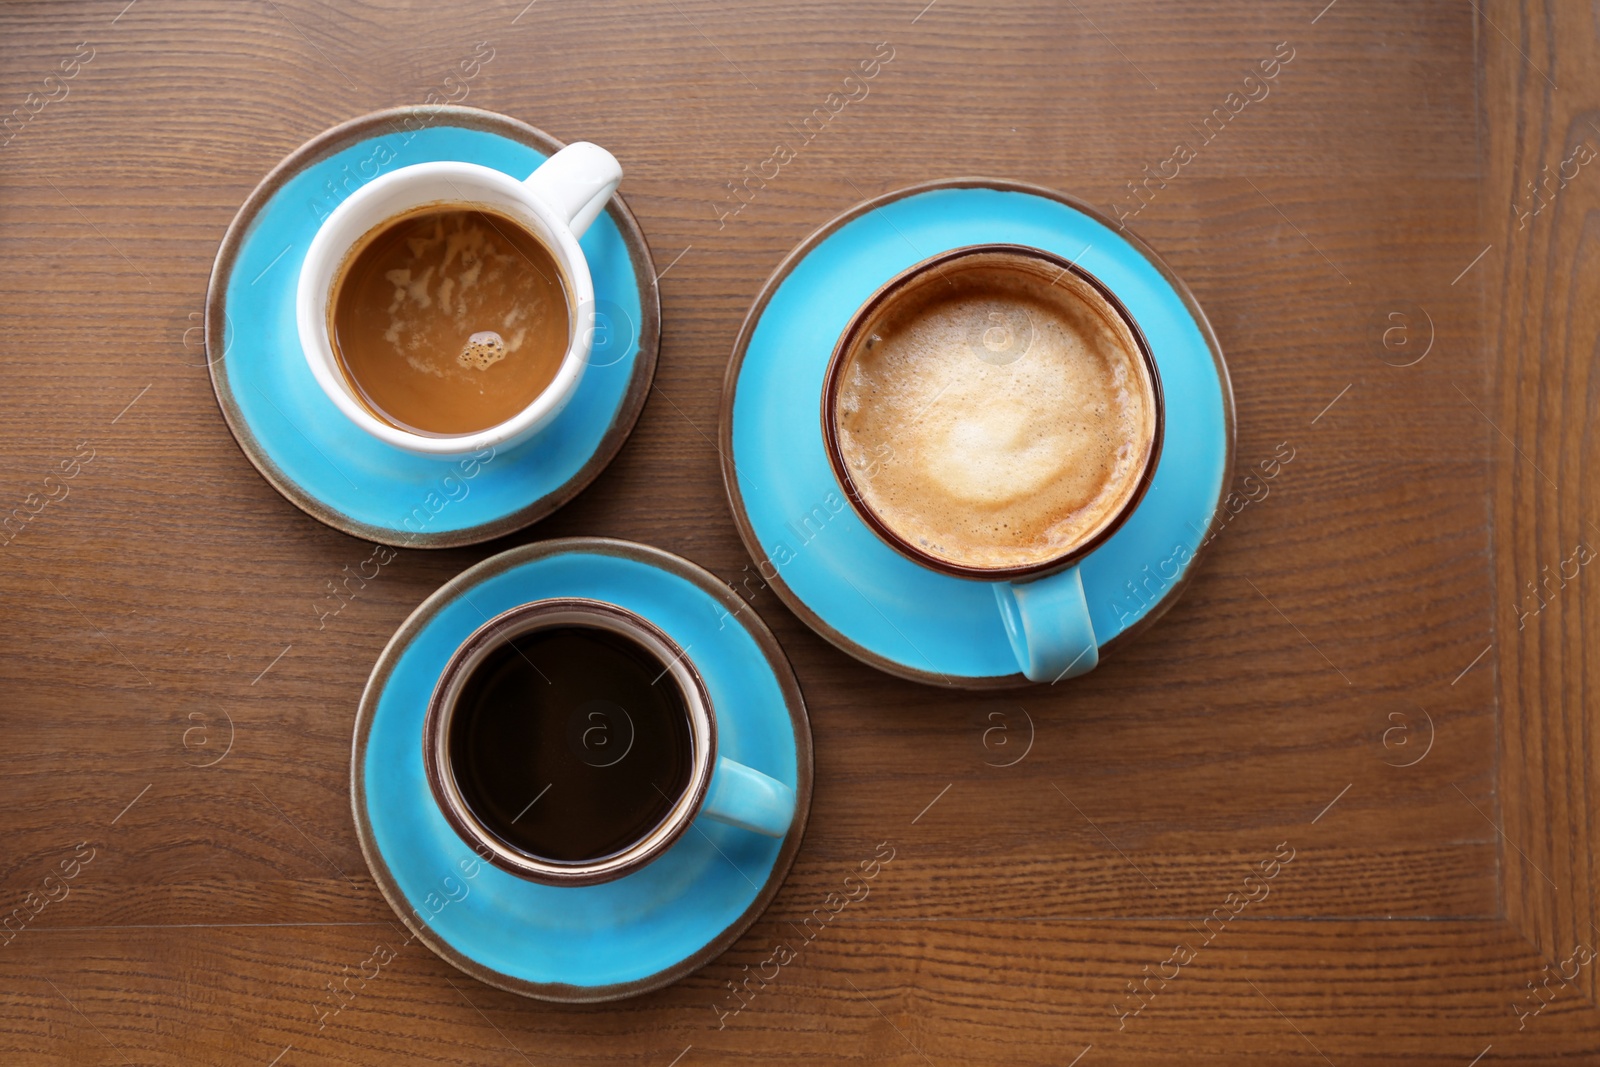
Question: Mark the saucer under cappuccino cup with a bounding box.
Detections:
[423,598,796,886]
[822,244,1164,682]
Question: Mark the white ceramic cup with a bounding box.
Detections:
[295,142,623,456]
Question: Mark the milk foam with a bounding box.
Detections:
[834,257,1155,571]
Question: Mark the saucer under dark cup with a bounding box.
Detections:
[352,538,812,1001]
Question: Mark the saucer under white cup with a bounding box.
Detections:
[296,141,623,457]
[205,107,661,547]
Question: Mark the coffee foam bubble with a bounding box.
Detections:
[459,330,507,370]
[834,256,1155,572]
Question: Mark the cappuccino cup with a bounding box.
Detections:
[822,245,1164,683]
[296,141,622,457]
[423,598,797,886]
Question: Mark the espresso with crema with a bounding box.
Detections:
[832,252,1157,572]
[330,206,570,436]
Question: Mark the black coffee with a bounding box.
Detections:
[447,625,694,863]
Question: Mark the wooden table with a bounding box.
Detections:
[2,1,1595,1062]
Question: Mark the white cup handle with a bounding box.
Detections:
[523,141,622,239]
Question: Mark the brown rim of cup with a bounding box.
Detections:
[420,597,717,887]
[820,243,1166,584]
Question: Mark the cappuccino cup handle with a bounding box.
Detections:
[994,567,1099,683]
[700,757,796,838]
[522,141,622,239]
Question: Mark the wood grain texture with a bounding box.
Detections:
[0,0,1596,1062]
[1484,0,1600,1015]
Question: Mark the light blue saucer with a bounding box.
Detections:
[206,107,659,548]
[720,180,1234,687]
[351,538,811,1001]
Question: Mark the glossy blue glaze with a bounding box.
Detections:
[219,125,644,540]
[360,548,800,990]
[702,755,796,836]
[729,186,1229,680]
[995,566,1099,682]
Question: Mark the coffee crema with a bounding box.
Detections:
[831,251,1157,573]
[329,205,569,436]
